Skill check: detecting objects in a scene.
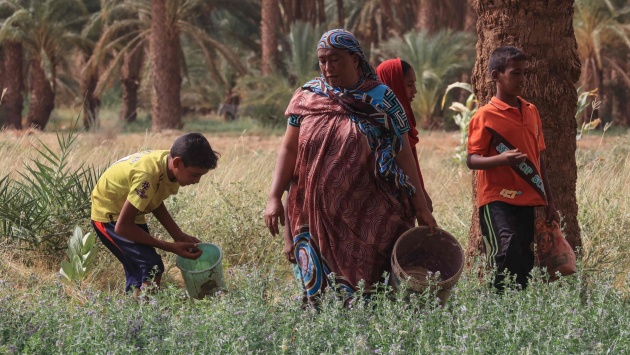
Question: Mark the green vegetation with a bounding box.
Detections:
[0,266,628,353]
[0,128,100,254]
[59,226,98,285]
[0,129,628,353]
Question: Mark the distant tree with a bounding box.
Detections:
[0,0,88,130]
[261,0,279,75]
[574,0,630,124]
[0,39,24,130]
[79,0,104,129]
[150,0,182,130]
[93,0,249,131]
[468,0,582,263]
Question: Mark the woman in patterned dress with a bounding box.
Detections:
[264,29,437,304]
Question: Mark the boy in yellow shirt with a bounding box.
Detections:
[91,132,219,297]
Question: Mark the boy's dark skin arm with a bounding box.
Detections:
[152,202,201,243]
[467,152,560,224]
[466,149,527,170]
[539,158,561,223]
[115,200,202,259]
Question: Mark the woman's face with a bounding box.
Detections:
[404,67,417,102]
[317,48,360,88]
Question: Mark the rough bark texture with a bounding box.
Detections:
[150,0,182,131]
[26,59,55,130]
[467,0,582,265]
[464,0,477,33]
[416,0,438,34]
[261,0,279,75]
[121,47,144,123]
[1,41,24,130]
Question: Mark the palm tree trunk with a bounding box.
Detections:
[81,53,100,130]
[317,0,326,24]
[261,0,279,75]
[121,47,144,123]
[1,41,24,130]
[150,0,182,131]
[468,0,582,264]
[464,0,477,33]
[26,59,55,130]
[336,0,344,27]
[416,0,438,34]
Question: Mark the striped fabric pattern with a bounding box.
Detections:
[481,204,498,267]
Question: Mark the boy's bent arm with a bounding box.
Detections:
[540,158,560,223]
[116,200,202,259]
[152,202,200,243]
[466,150,528,170]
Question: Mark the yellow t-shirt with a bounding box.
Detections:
[91,150,180,224]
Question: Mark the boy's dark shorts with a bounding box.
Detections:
[92,220,165,292]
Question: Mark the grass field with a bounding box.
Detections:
[0,123,628,353]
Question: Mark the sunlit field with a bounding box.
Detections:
[0,122,628,353]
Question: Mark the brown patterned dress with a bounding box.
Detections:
[285,79,415,302]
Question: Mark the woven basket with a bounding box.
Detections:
[391,226,464,304]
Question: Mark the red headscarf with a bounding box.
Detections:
[376,58,424,188]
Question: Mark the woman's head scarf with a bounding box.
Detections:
[376,58,424,187]
[317,29,378,81]
[376,58,418,133]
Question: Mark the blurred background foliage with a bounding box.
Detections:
[0,0,628,130]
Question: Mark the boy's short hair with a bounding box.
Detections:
[170,132,219,169]
[488,46,527,75]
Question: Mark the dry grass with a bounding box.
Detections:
[0,128,628,293]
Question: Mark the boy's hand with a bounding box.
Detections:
[176,232,201,244]
[170,242,202,259]
[545,202,561,224]
[502,149,527,166]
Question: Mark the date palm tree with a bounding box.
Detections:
[0,0,89,130]
[574,0,630,123]
[0,9,25,129]
[92,0,251,131]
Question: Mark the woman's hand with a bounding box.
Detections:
[415,207,438,234]
[264,196,285,236]
[283,238,296,263]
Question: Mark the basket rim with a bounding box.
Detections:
[391,226,464,285]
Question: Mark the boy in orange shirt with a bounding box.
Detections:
[467,46,560,291]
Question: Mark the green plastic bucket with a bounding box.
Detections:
[176,243,225,299]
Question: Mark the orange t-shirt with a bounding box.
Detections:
[467,97,547,207]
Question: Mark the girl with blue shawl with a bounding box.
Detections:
[264,29,437,304]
